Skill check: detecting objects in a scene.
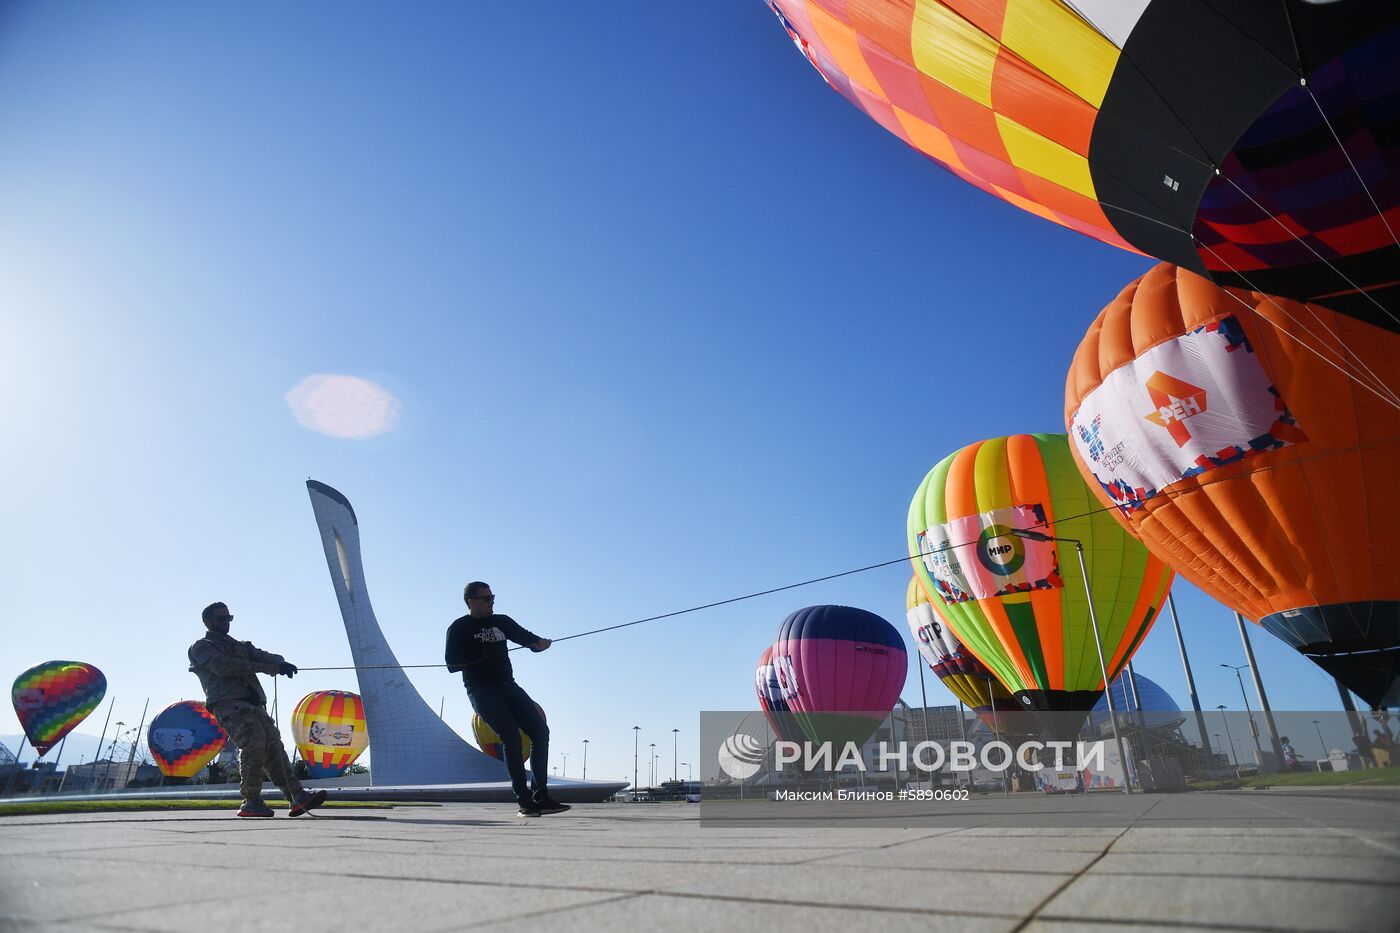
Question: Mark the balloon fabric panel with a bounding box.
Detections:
[1065,263,1400,707]
[908,432,1173,731]
[764,1,1400,325]
[148,701,227,778]
[772,605,907,746]
[11,662,107,756]
[291,690,368,777]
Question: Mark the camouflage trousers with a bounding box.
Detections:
[210,700,303,804]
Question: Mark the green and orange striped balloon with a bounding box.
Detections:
[907,433,1172,735]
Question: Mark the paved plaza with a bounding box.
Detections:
[2,790,1398,932]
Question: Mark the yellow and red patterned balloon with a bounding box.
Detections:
[291,690,368,777]
[11,660,107,756]
[148,700,228,778]
[472,703,546,762]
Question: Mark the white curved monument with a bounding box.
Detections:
[305,480,507,785]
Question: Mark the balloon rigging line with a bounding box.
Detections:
[1305,85,1400,252]
[1215,172,1399,329]
[294,430,1400,675]
[1194,239,1400,410]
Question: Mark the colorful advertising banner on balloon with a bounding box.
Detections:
[11,661,107,756]
[915,504,1062,603]
[1069,315,1305,513]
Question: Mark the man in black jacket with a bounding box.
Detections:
[445,582,569,817]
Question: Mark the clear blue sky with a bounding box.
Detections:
[0,2,1355,783]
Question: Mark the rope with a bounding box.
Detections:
[292,428,1400,674]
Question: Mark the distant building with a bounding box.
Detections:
[62,759,142,791]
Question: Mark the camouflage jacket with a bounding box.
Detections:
[187,631,284,708]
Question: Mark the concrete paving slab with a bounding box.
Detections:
[653,862,1069,918]
[1037,873,1400,932]
[40,877,622,933]
[1088,850,1400,883]
[0,854,302,925]
[3,793,1399,932]
[474,893,1019,933]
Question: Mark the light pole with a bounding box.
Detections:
[1221,663,1265,763]
[1312,719,1327,758]
[632,726,640,800]
[681,762,691,781]
[560,753,568,778]
[1011,529,1132,795]
[582,739,589,780]
[1215,705,1239,774]
[671,728,679,783]
[1233,612,1285,765]
[1165,593,1212,764]
[649,744,656,787]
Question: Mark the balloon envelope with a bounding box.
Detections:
[755,646,803,743]
[12,661,106,756]
[772,605,907,747]
[905,576,1021,728]
[764,1,1400,327]
[472,703,546,762]
[291,690,369,778]
[1065,264,1400,708]
[908,433,1174,738]
[148,701,227,778]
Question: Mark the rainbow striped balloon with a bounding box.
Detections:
[291,690,368,777]
[11,661,107,756]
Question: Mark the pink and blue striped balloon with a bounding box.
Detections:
[771,605,907,747]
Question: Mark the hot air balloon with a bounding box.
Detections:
[771,605,907,747]
[148,700,228,778]
[905,576,1021,729]
[11,661,106,756]
[472,703,546,762]
[1065,264,1400,709]
[764,1,1400,327]
[908,433,1175,737]
[755,646,804,743]
[290,690,369,778]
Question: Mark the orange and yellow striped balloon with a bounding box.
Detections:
[290,690,368,778]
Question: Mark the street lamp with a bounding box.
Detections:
[582,739,589,780]
[672,728,679,783]
[1221,663,1264,762]
[1011,528,1132,795]
[649,743,656,787]
[1312,719,1327,758]
[632,726,640,800]
[681,761,691,781]
[1215,704,1239,773]
[560,753,568,778]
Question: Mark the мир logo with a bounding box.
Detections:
[717,732,766,780]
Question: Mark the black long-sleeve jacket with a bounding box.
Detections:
[444,613,541,689]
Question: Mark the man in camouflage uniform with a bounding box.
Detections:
[188,602,327,818]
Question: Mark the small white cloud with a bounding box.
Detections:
[286,374,401,439]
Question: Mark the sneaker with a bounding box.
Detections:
[534,797,572,815]
[518,805,542,818]
[288,789,328,818]
[237,801,275,818]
